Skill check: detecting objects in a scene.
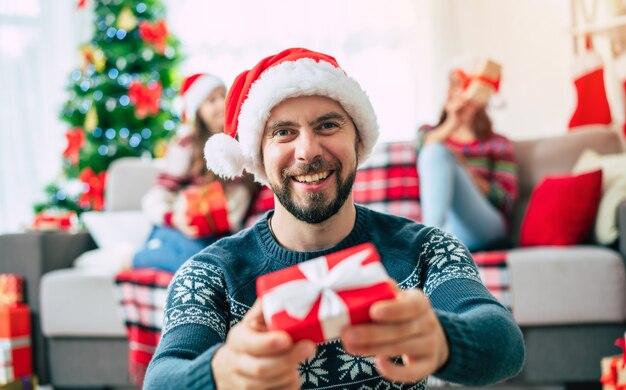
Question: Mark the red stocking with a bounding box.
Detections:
[568,50,612,130]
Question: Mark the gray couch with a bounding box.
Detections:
[1,128,625,389]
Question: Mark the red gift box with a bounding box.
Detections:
[183,181,230,237]
[257,243,396,344]
[601,333,626,390]
[0,305,32,385]
[0,276,23,308]
[32,211,76,231]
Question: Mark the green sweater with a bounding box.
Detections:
[144,205,525,389]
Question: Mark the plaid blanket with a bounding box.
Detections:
[114,141,510,385]
[472,250,510,309]
[114,268,174,387]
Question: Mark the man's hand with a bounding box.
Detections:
[341,288,449,383]
[212,301,317,390]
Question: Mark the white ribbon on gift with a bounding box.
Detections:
[0,343,13,383]
[0,336,30,383]
[262,246,389,341]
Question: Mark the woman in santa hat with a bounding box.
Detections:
[133,73,258,273]
[416,64,518,252]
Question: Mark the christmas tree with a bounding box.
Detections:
[34,0,181,221]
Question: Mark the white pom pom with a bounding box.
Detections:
[204,133,246,179]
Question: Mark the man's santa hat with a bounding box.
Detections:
[204,48,379,184]
[180,73,225,122]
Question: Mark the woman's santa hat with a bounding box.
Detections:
[180,73,225,122]
[204,47,379,184]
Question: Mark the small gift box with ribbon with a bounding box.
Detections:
[601,332,626,390]
[32,210,77,231]
[257,243,396,344]
[0,305,32,385]
[457,59,501,106]
[177,181,230,237]
[0,276,23,308]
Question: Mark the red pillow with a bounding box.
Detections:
[519,169,602,247]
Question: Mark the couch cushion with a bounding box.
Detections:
[519,169,602,246]
[40,269,126,336]
[507,246,626,325]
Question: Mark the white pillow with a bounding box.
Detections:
[595,176,626,244]
[573,149,626,190]
[81,210,152,250]
[573,149,626,244]
[73,246,135,274]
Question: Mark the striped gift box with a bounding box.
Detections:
[0,305,31,385]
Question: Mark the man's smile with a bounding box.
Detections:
[292,170,332,184]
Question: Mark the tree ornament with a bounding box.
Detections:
[105,98,117,112]
[84,106,98,132]
[80,44,106,73]
[128,81,162,118]
[78,168,106,211]
[116,6,138,31]
[154,139,168,158]
[63,127,85,166]
[139,19,168,54]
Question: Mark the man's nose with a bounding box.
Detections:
[294,130,323,162]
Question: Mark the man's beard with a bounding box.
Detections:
[270,156,356,224]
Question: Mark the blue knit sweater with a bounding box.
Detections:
[144,205,525,389]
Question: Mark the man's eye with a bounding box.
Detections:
[320,122,339,130]
[274,129,292,137]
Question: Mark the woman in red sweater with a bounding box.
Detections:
[416,68,518,251]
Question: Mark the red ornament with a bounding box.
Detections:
[79,168,107,211]
[63,127,85,166]
[139,20,168,54]
[128,81,162,118]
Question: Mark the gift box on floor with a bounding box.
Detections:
[601,334,626,390]
[461,59,501,106]
[179,181,230,236]
[0,305,32,385]
[257,243,396,344]
[0,275,23,308]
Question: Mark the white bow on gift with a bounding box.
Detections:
[262,246,389,341]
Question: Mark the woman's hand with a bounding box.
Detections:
[171,211,200,238]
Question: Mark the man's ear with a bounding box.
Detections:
[355,131,364,160]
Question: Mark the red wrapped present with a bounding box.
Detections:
[257,243,396,344]
[0,305,31,385]
[32,210,76,231]
[601,333,626,390]
[180,181,230,237]
[0,276,23,308]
